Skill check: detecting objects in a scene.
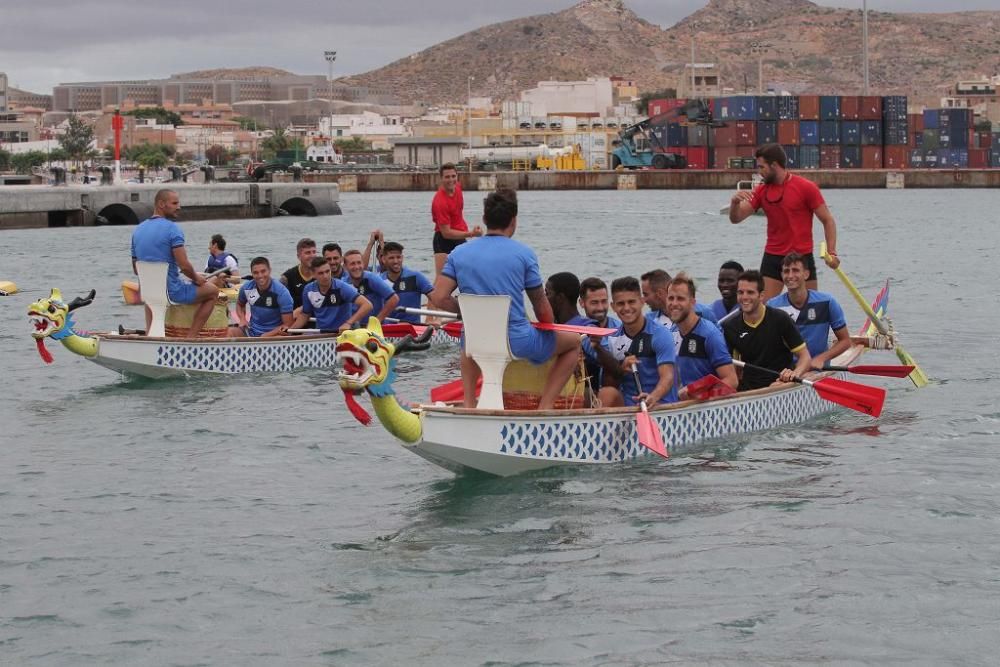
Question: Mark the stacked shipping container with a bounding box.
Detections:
[645,94,1000,170]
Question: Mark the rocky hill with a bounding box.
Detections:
[337,0,1000,105]
[169,67,294,81]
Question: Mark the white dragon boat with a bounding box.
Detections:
[334,292,895,477]
[27,288,434,380]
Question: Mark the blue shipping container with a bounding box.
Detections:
[820,121,841,145]
[778,96,799,120]
[991,150,1000,168]
[992,133,1000,151]
[937,148,968,168]
[910,149,924,167]
[757,96,778,120]
[718,96,757,120]
[799,145,820,169]
[923,151,939,167]
[820,96,841,120]
[923,109,939,129]
[666,123,688,147]
[943,129,969,149]
[782,145,799,168]
[757,120,777,145]
[840,145,861,168]
[860,120,882,146]
[882,95,907,122]
[884,119,908,145]
[941,108,972,129]
[800,120,820,145]
[841,121,861,145]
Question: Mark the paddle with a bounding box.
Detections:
[823,364,915,378]
[819,242,928,388]
[684,373,737,400]
[631,364,668,458]
[430,375,483,403]
[732,360,885,417]
[396,307,616,336]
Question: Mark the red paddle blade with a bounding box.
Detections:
[811,377,885,418]
[441,321,463,337]
[532,321,616,336]
[685,374,737,400]
[429,375,482,403]
[381,323,418,338]
[846,364,915,378]
[637,408,669,458]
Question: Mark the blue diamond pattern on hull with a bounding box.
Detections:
[499,381,833,462]
[155,340,339,373]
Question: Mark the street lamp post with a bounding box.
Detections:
[325,50,337,154]
[862,0,869,95]
[467,75,474,169]
[749,41,771,94]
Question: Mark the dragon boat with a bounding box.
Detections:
[334,291,892,477]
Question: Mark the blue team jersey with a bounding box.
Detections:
[381,266,433,323]
[238,279,294,336]
[710,298,737,322]
[302,279,360,331]
[566,314,596,326]
[131,216,186,296]
[605,316,677,405]
[350,271,394,317]
[674,316,733,388]
[442,235,543,334]
[768,290,847,358]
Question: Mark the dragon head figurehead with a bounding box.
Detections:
[28,288,70,341]
[27,288,97,363]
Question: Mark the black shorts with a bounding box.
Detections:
[760,251,817,281]
[433,231,465,255]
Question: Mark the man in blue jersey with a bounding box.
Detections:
[429,187,581,409]
[343,249,398,322]
[767,252,850,369]
[576,277,622,396]
[322,242,347,282]
[205,234,239,281]
[598,276,676,408]
[545,272,594,326]
[131,189,224,337]
[380,241,433,324]
[290,257,371,333]
[641,269,719,328]
[235,256,294,337]
[710,260,744,322]
[665,274,738,400]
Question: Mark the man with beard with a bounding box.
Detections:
[665,274,738,400]
[641,269,719,328]
[729,143,841,301]
[343,249,398,322]
[322,243,347,281]
[709,260,743,322]
[578,277,622,395]
[545,272,592,325]
[131,189,224,336]
[723,269,812,391]
[280,237,317,313]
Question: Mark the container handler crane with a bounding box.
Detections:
[611,99,722,170]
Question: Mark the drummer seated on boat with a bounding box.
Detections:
[767,252,851,369]
[596,276,677,408]
[233,256,294,337]
[710,260,744,322]
[290,257,372,333]
[343,249,398,322]
[722,269,812,390]
[380,241,433,324]
[131,189,224,337]
[664,274,738,400]
[205,233,239,285]
[429,187,581,410]
[545,272,594,326]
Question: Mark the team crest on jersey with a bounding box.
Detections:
[687,339,698,354]
[807,308,816,321]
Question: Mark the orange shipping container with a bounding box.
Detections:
[884,145,910,169]
[861,146,883,169]
[968,149,989,169]
[777,120,800,145]
[840,96,861,120]
[798,95,820,120]
[859,96,882,120]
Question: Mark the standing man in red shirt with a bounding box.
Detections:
[729,144,840,301]
[431,163,482,278]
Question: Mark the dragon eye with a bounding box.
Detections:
[365,339,379,353]
[47,305,56,314]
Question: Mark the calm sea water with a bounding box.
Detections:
[1,189,999,665]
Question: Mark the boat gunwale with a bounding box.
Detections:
[93,332,341,344]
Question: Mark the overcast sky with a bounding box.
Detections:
[1,0,995,93]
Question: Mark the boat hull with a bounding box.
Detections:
[404,373,845,476]
[90,333,339,379]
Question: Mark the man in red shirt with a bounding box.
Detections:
[729,143,840,301]
[431,163,482,277]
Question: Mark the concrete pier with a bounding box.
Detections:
[297,169,1000,191]
[0,182,341,230]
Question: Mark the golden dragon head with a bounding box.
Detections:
[28,288,70,340]
[335,317,397,393]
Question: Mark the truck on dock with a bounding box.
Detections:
[611,99,720,170]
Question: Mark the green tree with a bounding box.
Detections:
[231,115,259,131]
[135,149,168,170]
[48,147,70,162]
[335,136,371,152]
[0,148,11,171]
[11,150,48,174]
[205,144,236,166]
[260,129,290,160]
[59,115,95,160]
[124,107,183,126]
[634,88,679,115]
